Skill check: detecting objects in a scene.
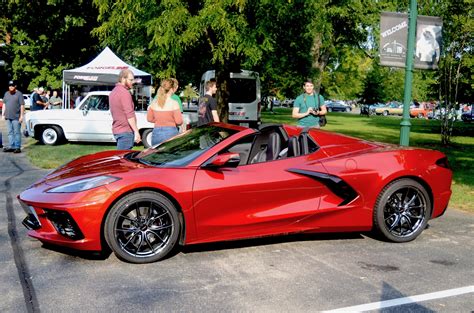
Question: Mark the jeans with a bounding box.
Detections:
[6,119,21,149]
[114,132,134,150]
[151,126,178,146]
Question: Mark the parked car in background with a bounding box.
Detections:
[461,108,474,123]
[410,104,431,118]
[360,103,384,116]
[375,103,403,116]
[282,99,294,107]
[325,101,352,112]
[23,94,31,110]
[24,91,198,148]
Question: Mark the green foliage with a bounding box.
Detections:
[1,0,100,91]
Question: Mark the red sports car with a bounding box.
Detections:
[19,123,452,263]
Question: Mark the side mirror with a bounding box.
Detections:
[82,104,89,116]
[203,152,240,169]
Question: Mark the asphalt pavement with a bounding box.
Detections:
[1,120,473,312]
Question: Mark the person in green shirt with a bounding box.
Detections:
[292,79,327,128]
[171,78,183,113]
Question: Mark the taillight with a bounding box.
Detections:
[436,157,450,169]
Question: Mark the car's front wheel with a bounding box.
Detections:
[373,179,431,243]
[141,129,153,148]
[382,110,389,116]
[40,126,64,145]
[104,191,180,263]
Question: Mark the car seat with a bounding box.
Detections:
[251,133,281,163]
[287,136,300,157]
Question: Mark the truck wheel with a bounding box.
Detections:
[41,126,64,145]
[141,129,153,148]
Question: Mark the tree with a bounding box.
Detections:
[0,0,100,91]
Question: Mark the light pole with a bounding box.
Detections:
[399,0,418,146]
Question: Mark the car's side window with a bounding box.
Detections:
[223,135,256,166]
[83,95,109,111]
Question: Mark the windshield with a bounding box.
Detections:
[132,125,238,167]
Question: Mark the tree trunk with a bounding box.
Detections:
[215,68,230,123]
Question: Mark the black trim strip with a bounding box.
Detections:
[287,168,358,206]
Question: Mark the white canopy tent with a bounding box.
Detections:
[62,47,152,108]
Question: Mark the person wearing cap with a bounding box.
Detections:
[292,78,327,128]
[2,80,25,153]
[31,87,48,111]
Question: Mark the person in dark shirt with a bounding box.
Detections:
[197,80,219,126]
[31,87,48,111]
[2,80,25,153]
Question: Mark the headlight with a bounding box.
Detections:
[46,175,120,193]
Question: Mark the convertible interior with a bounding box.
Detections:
[225,124,319,165]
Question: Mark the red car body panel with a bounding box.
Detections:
[18,124,452,252]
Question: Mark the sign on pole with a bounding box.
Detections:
[380,12,409,68]
[380,12,442,70]
[414,15,442,69]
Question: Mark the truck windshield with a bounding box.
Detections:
[131,125,238,167]
[228,78,257,103]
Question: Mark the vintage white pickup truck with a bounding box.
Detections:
[24,91,198,148]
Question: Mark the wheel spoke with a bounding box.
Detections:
[144,232,155,252]
[388,214,401,232]
[123,231,140,247]
[116,227,137,234]
[148,229,166,242]
[149,224,172,231]
[119,214,136,223]
[134,233,144,254]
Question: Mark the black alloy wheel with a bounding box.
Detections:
[373,179,431,243]
[104,191,180,263]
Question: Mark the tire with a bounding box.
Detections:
[41,126,64,145]
[382,110,389,116]
[141,129,153,148]
[345,107,351,112]
[104,191,180,263]
[328,108,332,112]
[417,113,424,118]
[373,179,431,243]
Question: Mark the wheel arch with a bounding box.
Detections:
[33,124,65,140]
[379,175,434,217]
[99,187,187,252]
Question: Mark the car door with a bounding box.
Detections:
[74,95,114,141]
[192,142,329,243]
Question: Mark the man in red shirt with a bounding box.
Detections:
[110,69,141,150]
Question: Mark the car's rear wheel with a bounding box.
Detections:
[104,191,180,263]
[41,126,64,145]
[373,179,431,242]
[383,110,389,116]
[141,129,153,148]
[345,107,351,112]
[417,113,424,118]
[327,108,332,112]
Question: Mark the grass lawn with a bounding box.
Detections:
[24,108,473,212]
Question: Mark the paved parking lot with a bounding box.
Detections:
[1,131,473,312]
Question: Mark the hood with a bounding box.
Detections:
[32,151,144,187]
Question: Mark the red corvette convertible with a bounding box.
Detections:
[19,123,452,263]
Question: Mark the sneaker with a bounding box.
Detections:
[3,147,14,152]
[13,148,21,153]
